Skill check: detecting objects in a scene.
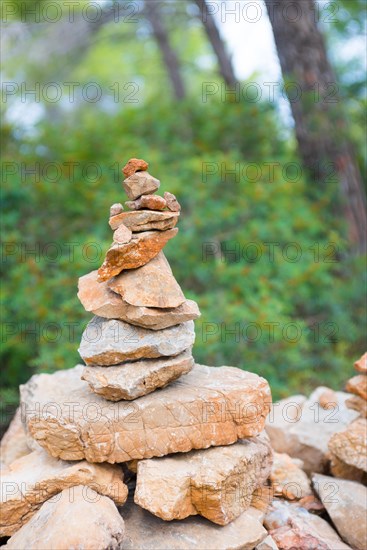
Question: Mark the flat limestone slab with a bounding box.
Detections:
[20,364,271,464]
[121,496,267,550]
[78,317,195,366]
[109,210,179,232]
[134,433,272,525]
[81,349,194,401]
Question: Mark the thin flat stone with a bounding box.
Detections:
[78,317,195,366]
[77,270,200,329]
[97,228,178,281]
[108,252,186,308]
[109,210,179,232]
[20,364,272,463]
[81,349,194,401]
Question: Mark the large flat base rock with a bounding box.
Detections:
[81,349,194,400]
[120,496,267,550]
[20,364,271,463]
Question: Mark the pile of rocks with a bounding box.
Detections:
[1,159,274,549]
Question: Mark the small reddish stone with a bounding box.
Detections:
[164,191,181,212]
[125,195,167,211]
[122,158,149,178]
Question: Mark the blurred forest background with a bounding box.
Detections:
[1,0,366,419]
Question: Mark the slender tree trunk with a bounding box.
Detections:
[265,0,366,253]
[194,0,238,87]
[144,1,186,100]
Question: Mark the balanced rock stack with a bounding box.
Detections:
[77,158,199,400]
[2,158,274,549]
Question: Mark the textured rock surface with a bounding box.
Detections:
[20,364,271,463]
[313,474,367,550]
[110,202,123,217]
[121,495,267,550]
[113,223,132,244]
[79,317,195,366]
[3,486,125,550]
[346,394,367,417]
[78,270,199,329]
[82,350,194,401]
[354,352,367,373]
[346,374,367,400]
[126,194,166,211]
[0,449,127,536]
[0,408,30,466]
[264,499,351,550]
[123,171,159,200]
[122,157,149,178]
[109,210,179,232]
[328,418,367,475]
[270,453,312,500]
[134,433,272,525]
[108,252,185,308]
[266,387,359,473]
[97,228,177,281]
[164,191,181,212]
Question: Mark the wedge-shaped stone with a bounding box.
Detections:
[134,433,272,525]
[0,449,127,536]
[346,374,367,400]
[79,317,195,366]
[113,223,132,244]
[97,228,177,282]
[3,486,125,550]
[313,474,367,550]
[82,349,194,401]
[121,496,266,550]
[354,352,367,373]
[123,171,159,200]
[328,418,367,476]
[78,270,200,329]
[0,407,30,467]
[109,210,179,232]
[270,452,312,500]
[21,364,271,463]
[108,252,185,308]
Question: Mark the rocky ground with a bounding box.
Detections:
[1,159,366,549]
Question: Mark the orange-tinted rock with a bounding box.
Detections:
[270,453,312,500]
[122,157,149,178]
[0,408,30,467]
[346,374,367,400]
[123,171,159,200]
[318,388,338,409]
[78,317,195,366]
[110,203,123,217]
[126,194,167,211]
[97,228,178,281]
[328,418,367,476]
[108,252,185,308]
[298,495,325,513]
[0,449,127,536]
[134,433,272,525]
[346,394,367,417]
[264,499,351,550]
[354,352,367,373]
[109,210,179,232]
[21,364,271,463]
[81,349,194,401]
[3,486,125,550]
[164,191,181,212]
[113,223,132,244]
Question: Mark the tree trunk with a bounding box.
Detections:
[265,0,366,253]
[144,1,186,100]
[193,0,238,87]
